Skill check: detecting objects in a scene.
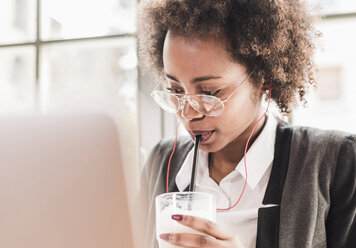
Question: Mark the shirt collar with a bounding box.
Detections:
[176,113,277,191]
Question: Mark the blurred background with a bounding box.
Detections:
[0,0,355,187]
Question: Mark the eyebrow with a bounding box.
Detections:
[164,73,222,83]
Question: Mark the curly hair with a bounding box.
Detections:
[137,0,320,113]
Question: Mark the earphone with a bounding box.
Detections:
[166,83,272,211]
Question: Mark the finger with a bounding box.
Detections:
[171,214,231,240]
[160,233,220,248]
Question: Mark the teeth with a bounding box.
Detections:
[202,131,211,140]
[191,130,214,142]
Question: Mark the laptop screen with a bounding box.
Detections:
[0,113,135,248]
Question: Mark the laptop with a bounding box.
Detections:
[0,113,135,248]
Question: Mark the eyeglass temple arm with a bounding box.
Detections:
[150,80,164,96]
[221,71,254,103]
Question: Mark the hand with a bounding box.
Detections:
[159,214,246,248]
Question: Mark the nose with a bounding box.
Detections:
[180,100,204,120]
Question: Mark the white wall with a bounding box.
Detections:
[292,16,356,133]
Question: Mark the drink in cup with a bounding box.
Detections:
[155,192,216,248]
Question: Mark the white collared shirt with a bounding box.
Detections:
[175,114,277,248]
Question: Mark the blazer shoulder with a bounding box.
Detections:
[291,124,355,147]
[151,135,193,156]
[144,135,193,175]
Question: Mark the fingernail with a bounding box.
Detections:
[172,214,183,221]
[160,233,170,241]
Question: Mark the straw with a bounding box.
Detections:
[189,135,201,192]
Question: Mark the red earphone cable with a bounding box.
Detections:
[217,88,272,211]
[166,121,181,193]
[166,87,272,211]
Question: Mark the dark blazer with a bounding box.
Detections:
[140,123,356,248]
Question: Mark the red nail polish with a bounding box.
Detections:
[160,233,170,241]
[171,214,183,221]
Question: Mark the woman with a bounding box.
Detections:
[137,0,356,247]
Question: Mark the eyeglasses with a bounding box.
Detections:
[151,71,253,117]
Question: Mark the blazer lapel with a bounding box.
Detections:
[256,124,293,248]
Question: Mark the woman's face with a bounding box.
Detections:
[162,32,264,153]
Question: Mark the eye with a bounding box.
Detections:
[166,87,184,94]
[201,89,221,96]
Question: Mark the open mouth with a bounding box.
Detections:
[190,130,215,143]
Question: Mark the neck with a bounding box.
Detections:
[209,114,267,184]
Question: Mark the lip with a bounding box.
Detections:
[190,130,215,143]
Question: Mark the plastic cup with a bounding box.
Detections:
[155,192,216,248]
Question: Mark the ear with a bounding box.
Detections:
[256,78,269,95]
[262,78,272,92]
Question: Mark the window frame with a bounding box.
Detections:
[0,0,167,170]
[0,0,136,109]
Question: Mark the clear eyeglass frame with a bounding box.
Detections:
[150,71,253,117]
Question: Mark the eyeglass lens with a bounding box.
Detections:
[152,91,224,116]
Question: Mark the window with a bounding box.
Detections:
[310,0,356,16]
[0,0,139,184]
[292,2,356,133]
